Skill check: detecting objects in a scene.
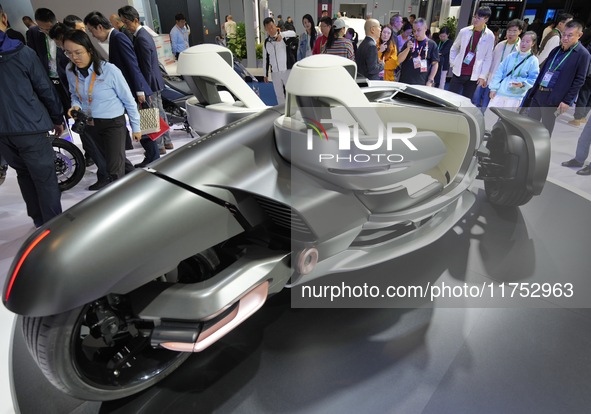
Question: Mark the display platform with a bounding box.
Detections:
[10,182,591,414]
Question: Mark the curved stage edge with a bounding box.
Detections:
[11,182,591,414]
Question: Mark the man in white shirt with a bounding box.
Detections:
[538,13,573,66]
[473,19,523,112]
[449,6,495,100]
[263,17,296,105]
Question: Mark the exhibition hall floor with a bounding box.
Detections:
[1,115,591,413]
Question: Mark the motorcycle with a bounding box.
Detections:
[2,46,550,401]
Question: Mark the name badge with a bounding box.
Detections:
[420,59,428,73]
[463,51,475,65]
[413,57,422,69]
[540,71,554,88]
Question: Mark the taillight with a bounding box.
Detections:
[5,229,51,301]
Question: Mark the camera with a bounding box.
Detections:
[71,109,92,134]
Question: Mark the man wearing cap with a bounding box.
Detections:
[356,18,383,80]
[322,18,354,60]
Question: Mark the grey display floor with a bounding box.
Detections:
[9,182,591,414]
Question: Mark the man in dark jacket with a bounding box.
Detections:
[27,8,70,113]
[524,20,591,135]
[356,19,384,80]
[85,10,153,157]
[0,11,63,226]
[118,5,174,163]
[1,10,25,43]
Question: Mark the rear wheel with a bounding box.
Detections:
[53,138,85,192]
[483,133,534,207]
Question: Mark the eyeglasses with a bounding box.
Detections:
[473,15,485,20]
[64,50,87,59]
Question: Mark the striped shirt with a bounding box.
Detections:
[322,37,355,61]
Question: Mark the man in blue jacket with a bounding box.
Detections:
[0,9,63,226]
[524,20,591,135]
[118,6,174,165]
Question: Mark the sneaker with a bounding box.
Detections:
[576,165,591,176]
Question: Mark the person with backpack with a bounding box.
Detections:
[263,17,297,105]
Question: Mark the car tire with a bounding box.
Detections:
[484,133,534,207]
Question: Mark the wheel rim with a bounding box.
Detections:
[54,149,78,184]
[71,299,187,390]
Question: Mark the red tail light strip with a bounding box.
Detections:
[5,229,51,301]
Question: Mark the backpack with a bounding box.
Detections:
[265,34,299,75]
[284,35,299,69]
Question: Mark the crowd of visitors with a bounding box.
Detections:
[3,4,591,229]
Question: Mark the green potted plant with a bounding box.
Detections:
[226,22,247,61]
[441,16,458,39]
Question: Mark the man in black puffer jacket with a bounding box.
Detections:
[0,6,64,227]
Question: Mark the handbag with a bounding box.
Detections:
[147,115,171,141]
[139,103,160,135]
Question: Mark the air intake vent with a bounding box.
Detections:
[253,196,316,241]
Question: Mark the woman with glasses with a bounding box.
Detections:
[63,30,140,187]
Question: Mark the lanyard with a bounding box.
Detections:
[510,52,531,77]
[548,42,578,72]
[469,26,485,53]
[438,39,447,51]
[44,35,51,62]
[414,38,428,58]
[500,41,517,62]
[75,71,97,108]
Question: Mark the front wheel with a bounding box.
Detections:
[22,297,190,401]
[53,138,85,192]
[483,134,534,207]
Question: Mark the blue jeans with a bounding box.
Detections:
[472,85,491,113]
[575,120,591,163]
